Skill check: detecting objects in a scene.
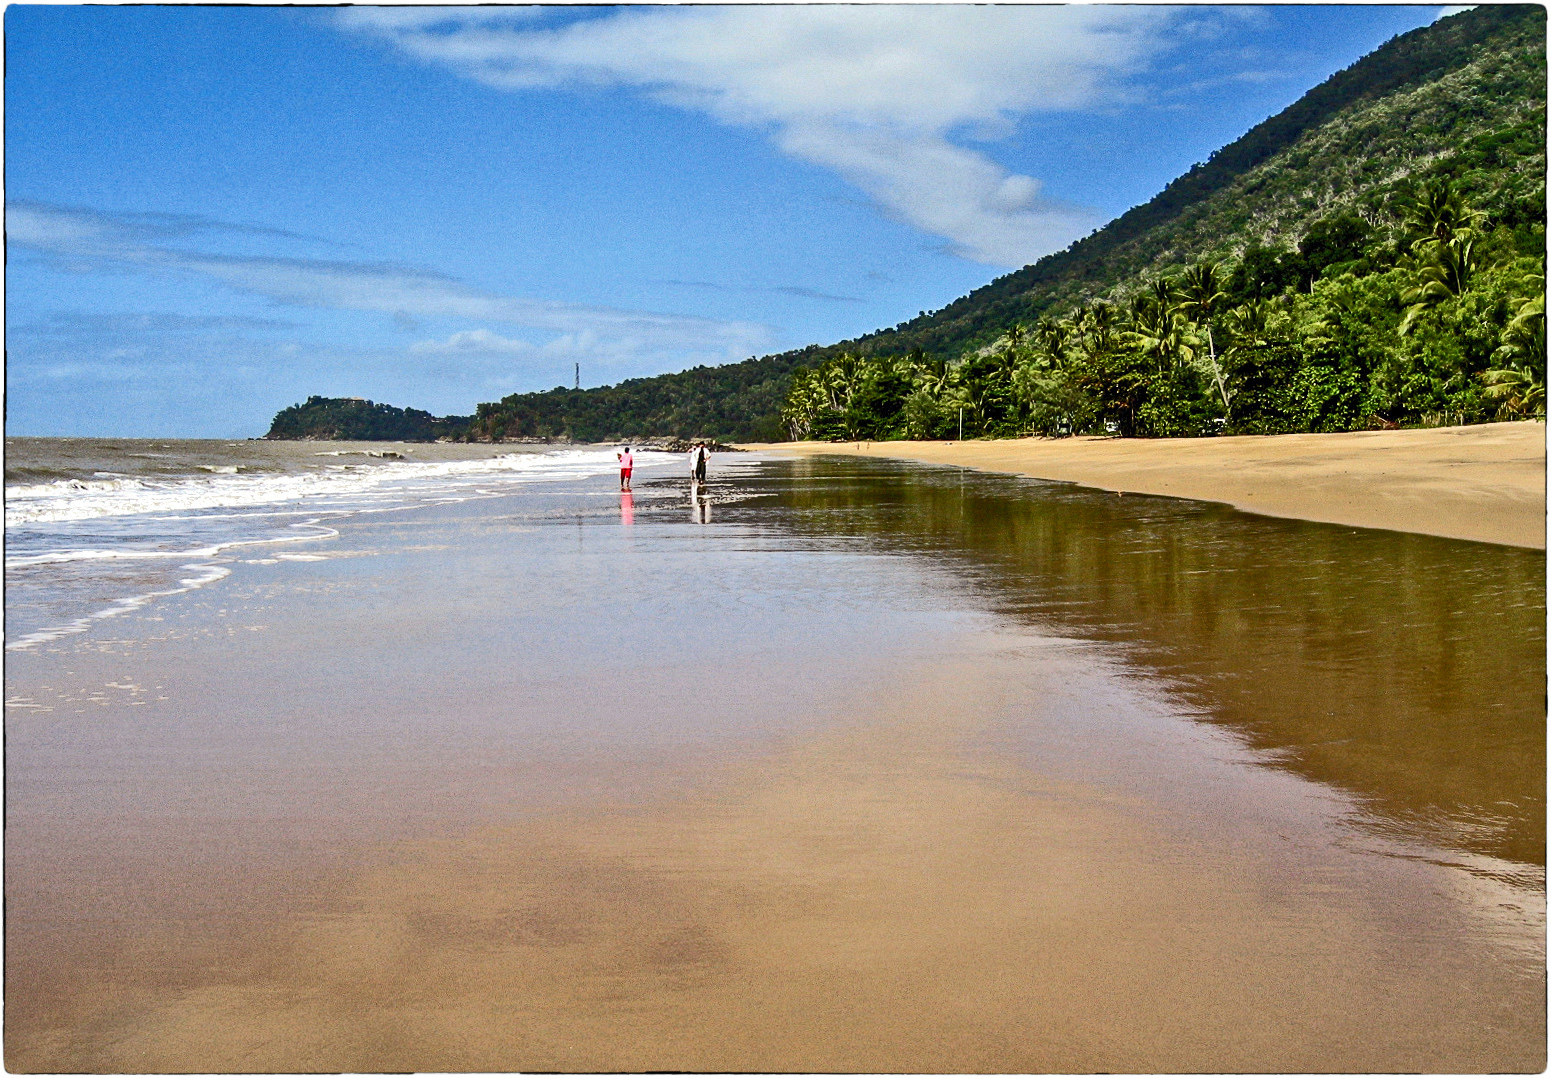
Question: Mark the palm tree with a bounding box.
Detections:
[1399,237,1478,336]
[1396,178,1485,256]
[1173,262,1232,409]
[956,377,996,435]
[1127,300,1191,372]
[1126,292,1154,328]
[1482,295,1548,418]
[823,352,863,411]
[1225,299,1270,344]
[1480,365,1546,418]
[911,352,952,398]
[1034,316,1071,369]
[1079,303,1119,359]
[1496,294,1546,367]
[781,368,827,440]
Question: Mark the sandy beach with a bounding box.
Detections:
[6,451,1545,1072]
[18,650,1540,1073]
[742,420,1547,549]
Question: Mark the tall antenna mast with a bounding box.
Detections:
[575,363,579,390]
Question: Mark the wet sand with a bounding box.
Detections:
[6,461,1544,1072]
[743,420,1547,549]
[10,649,1544,1073]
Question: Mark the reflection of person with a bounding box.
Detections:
[617,445,633,491]
[620,490,634,525]
[691,486,711,525]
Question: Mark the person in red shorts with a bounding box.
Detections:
[617,445,634,491]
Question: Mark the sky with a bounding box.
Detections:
[6,3,1455,438]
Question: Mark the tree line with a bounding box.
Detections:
[781,180,1545,441]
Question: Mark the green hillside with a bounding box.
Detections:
[265,396,472,441]
[309,5,1544,443]
[462,348,824,444]
[859,3,1545,360]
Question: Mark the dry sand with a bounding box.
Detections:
[742,420,1547,549]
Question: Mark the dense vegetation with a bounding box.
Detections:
[778,5,1545,440]
[782,177,1545,439]
[461,349,822,443]
[265,396,472,441]
[276,6,1543,443]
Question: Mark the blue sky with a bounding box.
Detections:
[7,4,1451,437]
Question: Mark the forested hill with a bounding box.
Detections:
[266,396,472,441]
[465,347,826,444]
[423,4,1545,443]
[855,3,1545,359]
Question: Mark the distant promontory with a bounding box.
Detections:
[264,394,746,446]
[265,396,474,442]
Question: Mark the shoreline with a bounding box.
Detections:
[740,421,1547,549]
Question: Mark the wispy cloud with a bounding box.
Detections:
[660,278,861,303]
[14,310,296,338]
[409,328,534,356]
[10,201,774,367]
[338,6,1192,267]
[7,199,333,248]
[775,286,861,303]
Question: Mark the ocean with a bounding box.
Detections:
[5,438,679,651]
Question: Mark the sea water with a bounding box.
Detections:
[5,438,677,650]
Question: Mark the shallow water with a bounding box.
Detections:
[735,456,1547,875]
[5,452,1544,1071]
[4,437,677,649]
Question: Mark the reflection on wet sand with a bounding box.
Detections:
[9,657,1542,1073]
[738,456,1546,875]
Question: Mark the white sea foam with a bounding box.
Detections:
[5,563,234,651]
[6,449,669,526]
[7,546,232,567]
[5,447,677,652]
[4,521,339,572]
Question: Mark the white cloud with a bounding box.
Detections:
[339,6,1181,267]
[410,328,534,355]
[10,202,773,368]
[775,122,1096,268]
